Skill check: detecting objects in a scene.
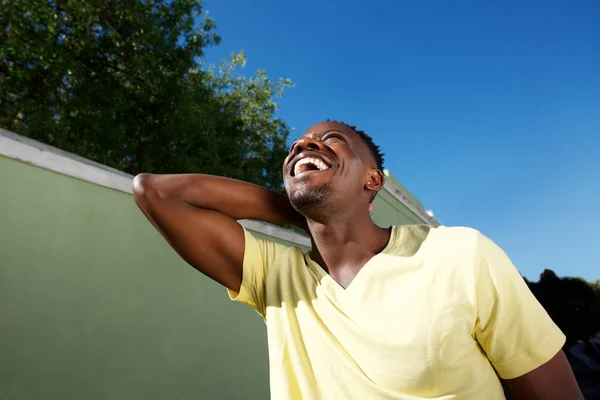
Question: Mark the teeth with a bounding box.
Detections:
[294,157,330,176]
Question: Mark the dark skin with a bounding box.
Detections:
[281,122,390,288]
[133,121,583,399]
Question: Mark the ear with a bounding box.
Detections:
[365,169,384,194]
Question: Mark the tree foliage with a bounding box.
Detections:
[194,51,293,189]
[0,0,292,189]
[526,269,600,350]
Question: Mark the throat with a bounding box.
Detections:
[308,219,392,288]
[311,250,379,289]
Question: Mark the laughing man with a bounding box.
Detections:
[133,121,582,399]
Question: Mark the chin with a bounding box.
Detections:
[288,183,333,214]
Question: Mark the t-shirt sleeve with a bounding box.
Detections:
[227,227,288,318]
[472,231,566,380]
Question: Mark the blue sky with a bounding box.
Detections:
[203,0,599,282]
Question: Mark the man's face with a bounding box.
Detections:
[282,121,377,214]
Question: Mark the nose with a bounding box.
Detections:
[292,136,324,155]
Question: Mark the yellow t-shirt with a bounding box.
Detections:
[228,225,565,399]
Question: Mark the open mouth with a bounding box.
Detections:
[292,156,331,177]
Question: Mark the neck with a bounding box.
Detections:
[306,211,391,276]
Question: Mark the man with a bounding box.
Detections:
[133,121,582,399]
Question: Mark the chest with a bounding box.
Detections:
[264,254,485,392]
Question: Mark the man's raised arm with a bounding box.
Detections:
[132,173,305,292]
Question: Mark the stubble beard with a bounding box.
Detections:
[288,182,334,215]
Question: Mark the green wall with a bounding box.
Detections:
[383,170,425,212]
[0,155,270,400]
[372,189,423,226]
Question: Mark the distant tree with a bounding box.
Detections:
[193,51,293,190]
[0,0,292,189]
[592,279,600,298]
[526,269,600,350]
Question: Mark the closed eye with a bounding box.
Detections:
[323,133,346,143]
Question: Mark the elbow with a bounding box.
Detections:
[132,173,155,205]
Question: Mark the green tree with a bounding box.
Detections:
[201,51,293,189]
[527,269,600,350]
[592,279,600,298]
[1,0,292,189]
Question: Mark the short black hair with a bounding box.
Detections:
[327,120,385,170]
